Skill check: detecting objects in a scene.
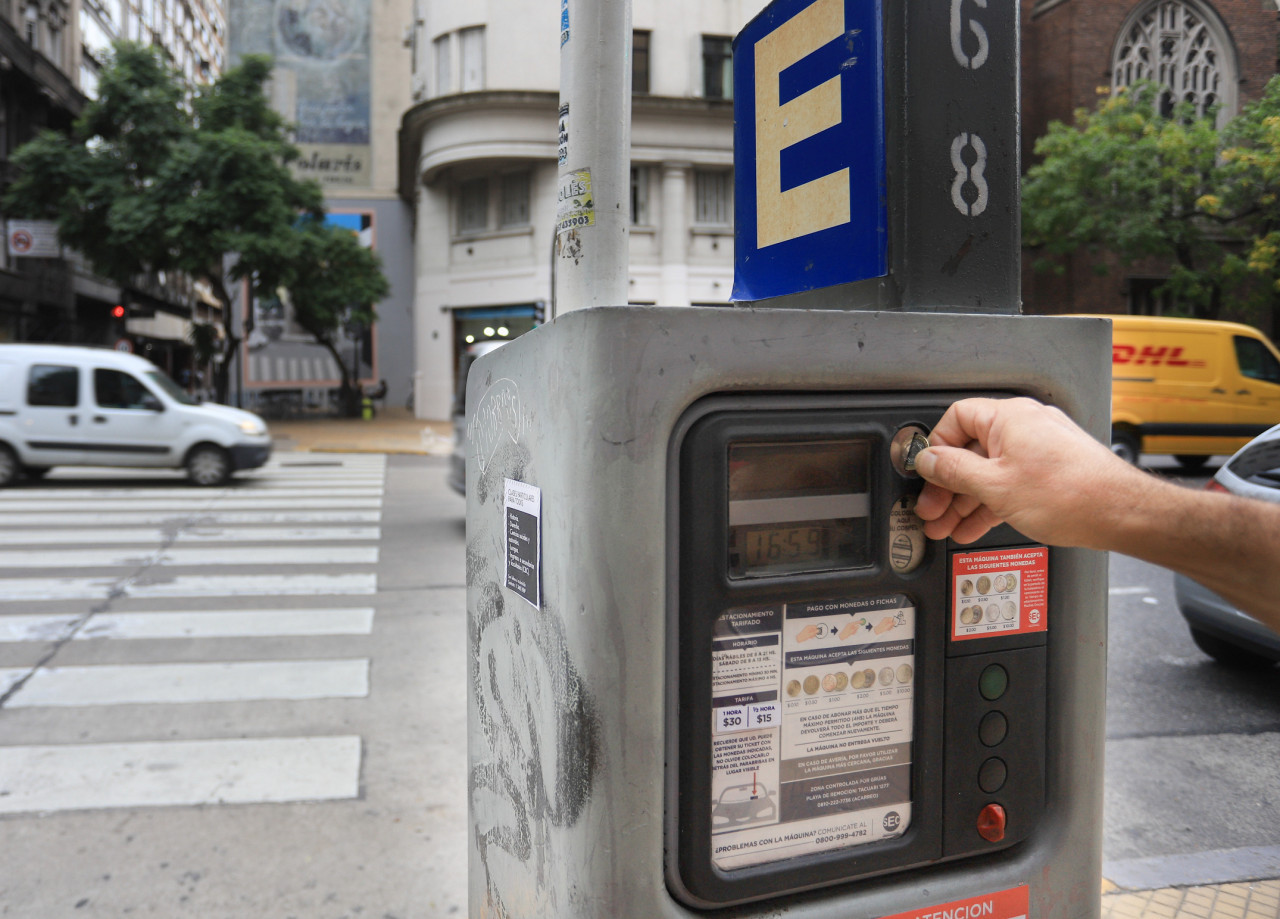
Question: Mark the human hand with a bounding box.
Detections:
[913,397,1129,547]
[838,620,860,640]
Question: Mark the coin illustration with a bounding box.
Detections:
[834,671,849,691]
[822,673,838,692]
[985,604,999,622]
[786,679,802,697]
[896,663,913,683]
[961,579,974,596]
[1002,600,1016,620]
[803,675,820,695]
[976,576,991,595]
[1005,573,1017,590]
[878,667,894,686]
[850,669,866,690]
[864,669,877,687]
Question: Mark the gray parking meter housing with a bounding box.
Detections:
[466,306,1110,918]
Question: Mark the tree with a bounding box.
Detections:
[2,42,387,408]
[1022,82,1235,319]
[285,218,391,414]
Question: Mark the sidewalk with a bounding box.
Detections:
[265,406,453,455]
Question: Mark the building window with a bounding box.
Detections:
[1111,0,1236,122]
[1126,277,1175,316]
[631,166,651,225]
[633,30,650,94]
[694,170,733,226]
[24,1,39,45]
[702,35,733,100]
[460,26,484,92]
[458,178,489,234]
[500,172,530,228]
[434,33,452,96]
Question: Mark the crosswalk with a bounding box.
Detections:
[0,454,385,815]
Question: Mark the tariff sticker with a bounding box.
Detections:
[878,885,1029,919]
[951,547,1048,641]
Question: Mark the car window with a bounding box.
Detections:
[144,369,197,406]
[94,368,154,409]
[1233,336,1280,384]
[27,364,79,407]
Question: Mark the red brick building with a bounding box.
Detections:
[1020,0,1280,333]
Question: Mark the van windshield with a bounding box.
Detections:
[145,370,199,406]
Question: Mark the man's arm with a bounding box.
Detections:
[913,397,1280,630]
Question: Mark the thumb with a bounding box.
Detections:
[915,444,993,498]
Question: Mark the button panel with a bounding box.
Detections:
[941,645,1046,857]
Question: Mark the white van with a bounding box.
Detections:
[0,344,271,486]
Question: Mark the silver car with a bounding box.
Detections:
[1175,423,1280,668]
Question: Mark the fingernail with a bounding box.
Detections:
[914,448,936,478]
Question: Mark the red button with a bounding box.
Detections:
[977,803,1006,842]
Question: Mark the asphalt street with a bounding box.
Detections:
[0,453,468,918]
[1103,460,1280,891]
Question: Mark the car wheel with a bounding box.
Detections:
[0,445,18,487]
[186,444,231,486]
[1189,628,1277,670]
[1174,455,1209,472]
[22,466,50,480]
[1111,429,1140,465]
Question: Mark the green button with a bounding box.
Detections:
[979,664,1008,701]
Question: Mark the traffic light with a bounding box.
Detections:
[111,304,126,320]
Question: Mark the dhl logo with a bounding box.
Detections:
[1112,345,1206,368]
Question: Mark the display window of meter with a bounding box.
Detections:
[667,395,1049,908]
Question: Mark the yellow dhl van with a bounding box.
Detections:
[1081,315,1280,468]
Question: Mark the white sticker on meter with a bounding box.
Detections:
[710,595,915,870]
[888,495,926,574]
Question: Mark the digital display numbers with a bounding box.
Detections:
[728,440,870,577]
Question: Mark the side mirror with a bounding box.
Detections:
[140,393,164,412]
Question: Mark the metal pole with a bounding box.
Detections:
[553,0,632,314]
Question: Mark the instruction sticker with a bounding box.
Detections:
[951,547,1048,641]
[504,479,541,609]
[710,595,914,870]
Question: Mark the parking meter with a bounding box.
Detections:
[465,308,1110,918]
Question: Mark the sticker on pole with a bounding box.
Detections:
[504,479,541,609]
[709,594,914,870]
[879,885,1029,919]
[951,547,1048,641]
[556,169,595,233]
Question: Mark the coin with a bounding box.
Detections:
[850,669,866,690]
[822,673,838,692]
[961,579,974,596]
[878,667,894,686]
[803,675,820,695]
[834,671,849,691]
[1002,601,1016,620]
[786,679,801,697]
[986,604,999,622]
[896,663,913,683]
[976,576,991,595]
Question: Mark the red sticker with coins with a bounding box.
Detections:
[951,547,1048,641]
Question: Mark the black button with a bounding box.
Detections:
[979,711,1008,747]
[979,664,1008,701]
[978,757,1007,793]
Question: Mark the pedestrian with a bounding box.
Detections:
[913,397,1280,628]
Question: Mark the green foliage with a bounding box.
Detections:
[2,41,386,403]
[1022,82,1233,318]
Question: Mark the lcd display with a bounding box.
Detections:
[728,441,871,577]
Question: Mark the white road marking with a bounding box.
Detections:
[0,497,381,512]
[0,573,377,600]
[1,658,369,707]
[0,608,375,642]
[0,546,379,568]
[0,736,361,813]
[0,510,382,526]
[0,487,384,501]
[0,526,382,545]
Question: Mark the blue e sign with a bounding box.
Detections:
[731,0,885,302]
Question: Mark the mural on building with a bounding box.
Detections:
[243,212,377,408]
[229,0,372,187]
